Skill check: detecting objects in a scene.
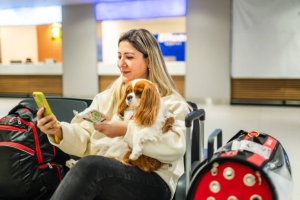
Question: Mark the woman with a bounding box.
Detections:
[37,29,189,200]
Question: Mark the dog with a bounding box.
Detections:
[116,79,175,172]
[85,79,175,172]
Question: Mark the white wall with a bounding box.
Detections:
[232,0,300,78]
[101,17,185,63]
[186,0,231,103]
[62,4,98,98]
[0,26,38,64]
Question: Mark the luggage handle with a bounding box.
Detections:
[185,108,205,195]
[185,109,205,127]
[207,129,223,160]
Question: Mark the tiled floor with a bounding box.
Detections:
[0,98,299,199]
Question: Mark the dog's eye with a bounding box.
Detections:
[135,90,142,96]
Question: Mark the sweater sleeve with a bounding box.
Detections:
[48,90,111,157]
[123,95,189,163]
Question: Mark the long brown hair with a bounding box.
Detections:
[107,29,184,115]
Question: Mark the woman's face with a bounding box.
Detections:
[118,41,148,83]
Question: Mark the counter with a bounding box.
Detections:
[0,62,185,96]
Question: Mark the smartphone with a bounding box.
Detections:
[32,92,60,143]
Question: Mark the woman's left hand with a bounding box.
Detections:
[94,120,128,138]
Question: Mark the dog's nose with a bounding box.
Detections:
[126,95,133,102]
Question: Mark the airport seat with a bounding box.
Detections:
[20,97,92,122]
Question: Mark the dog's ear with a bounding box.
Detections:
[118,87,129,118]
[134,82,160,126]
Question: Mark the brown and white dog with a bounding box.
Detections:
[116,79,175,172]
[88,79,175,172]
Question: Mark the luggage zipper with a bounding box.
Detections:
[0,117,23,126]
[17,117,21,124]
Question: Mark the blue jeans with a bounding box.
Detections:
[50,155,171,200]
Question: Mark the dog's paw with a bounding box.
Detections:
[140,132,158,143]
[141,136,157,143]
[129,150,142,160]
[162,116,175,133]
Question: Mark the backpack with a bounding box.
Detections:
[0,102,67,200]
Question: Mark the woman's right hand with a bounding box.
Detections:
[94,120,128,138]
[36,106,63,141]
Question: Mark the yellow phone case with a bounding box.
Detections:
[32,92,60,143]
